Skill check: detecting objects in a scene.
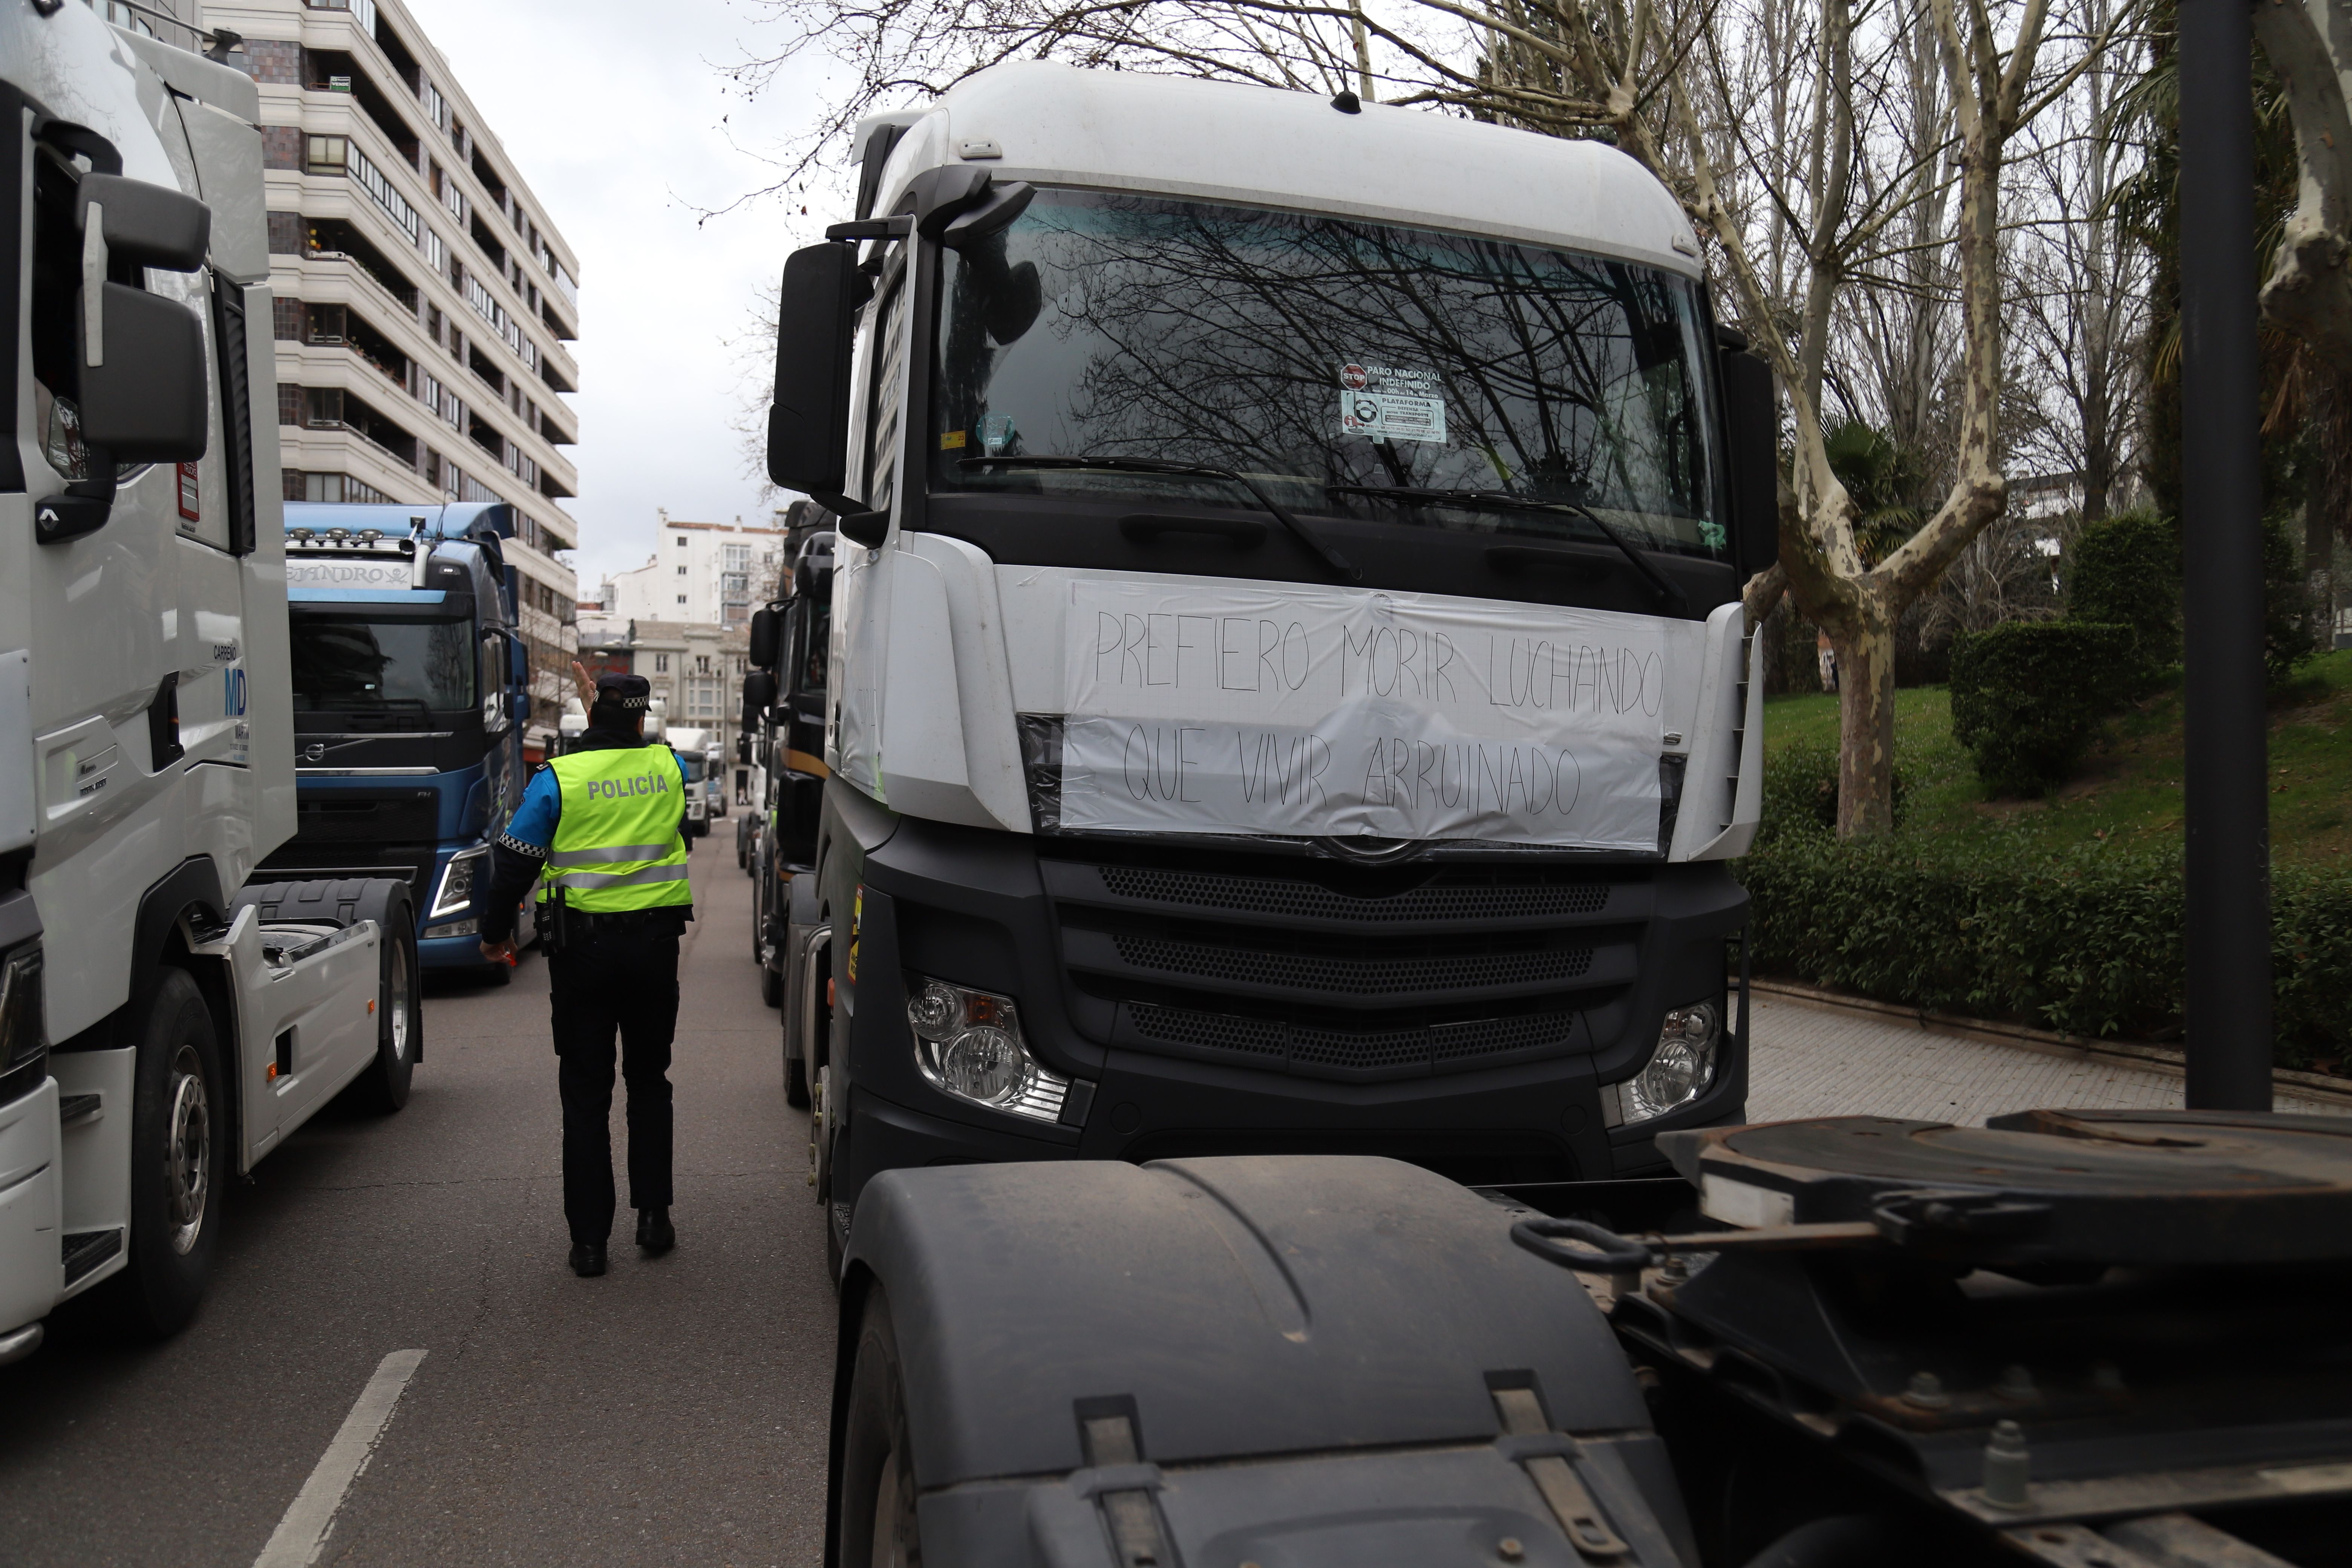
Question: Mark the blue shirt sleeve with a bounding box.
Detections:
[498,766,563,857]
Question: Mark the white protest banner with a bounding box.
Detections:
[1057,579,1675,850]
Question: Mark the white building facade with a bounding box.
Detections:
[604,514,787,630]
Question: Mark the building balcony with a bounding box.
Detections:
[271,243,578,496]
[270,112,571,436]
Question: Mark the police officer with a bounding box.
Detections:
[478,666,693,1278]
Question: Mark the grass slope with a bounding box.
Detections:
[1761,648,2352,863]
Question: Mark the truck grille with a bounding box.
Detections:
[1110,935,1592,995]
[258,790,441,903]
[289,790,439,844]
[1043,847,1646,1084]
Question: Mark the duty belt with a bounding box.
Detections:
[560,907,685,939]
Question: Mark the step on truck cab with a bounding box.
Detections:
[762,63,1777,1269]
[258,502,536,976]
[0,5,420,1359]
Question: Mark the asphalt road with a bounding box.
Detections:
[0,830,836,1567]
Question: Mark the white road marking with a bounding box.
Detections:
[251,1349,428,1568]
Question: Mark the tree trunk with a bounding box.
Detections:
[1831,592,1899,836]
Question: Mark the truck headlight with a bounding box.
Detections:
[431,845,490,919]
[0,943,47,1080]
[906,974,1068,1123]
[1603,1001,1722,1127]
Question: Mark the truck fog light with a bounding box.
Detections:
[1604,1001,1721,1127]
[431,845,490,918]
[905,974,1068,1123]
[907,980,960,1041]
[434,919,481,938]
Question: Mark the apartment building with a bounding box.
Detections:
[191,0,585,740]
[603,513,788,629]
[567,614,754,772]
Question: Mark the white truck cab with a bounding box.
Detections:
[760,63,1777,1268]
[0,5,419,1358]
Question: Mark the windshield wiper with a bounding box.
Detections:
[962,455,1359,582]
[1327,484,1687,612]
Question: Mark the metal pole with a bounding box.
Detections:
[2177,0,2273,1110]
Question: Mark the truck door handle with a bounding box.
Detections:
[1118,513,1267,547]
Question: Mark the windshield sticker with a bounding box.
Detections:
[978,413,1017,455]
[1338,363,1447,444]
[1055,578,1687,851]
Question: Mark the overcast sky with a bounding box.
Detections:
[397,0,853,591]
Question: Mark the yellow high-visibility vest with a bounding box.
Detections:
[539,746,692,914]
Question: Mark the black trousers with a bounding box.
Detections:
[548,933,680,1244]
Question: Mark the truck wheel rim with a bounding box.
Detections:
[386,942,413,1061]
[166,1045,211,1255]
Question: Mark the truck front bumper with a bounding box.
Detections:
[828,812,1751,1216]
[0,1077,63,1340]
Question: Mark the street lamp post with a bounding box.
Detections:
[2176,0,2273,1110]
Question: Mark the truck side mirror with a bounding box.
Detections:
[748,604,782,670]
[795,544,834,603]
[75,173,211,464]
[1718,346,1780,578]
[766,243,863,510]
[777,772,823,867]
[742,670,777,732]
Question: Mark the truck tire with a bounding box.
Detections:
[783,1036,807,1106]
[97,969,224,1339]
[764,957,786,1014]
[356,912,420,1112]
[836,1285,922,1568]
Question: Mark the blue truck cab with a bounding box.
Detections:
[256,502,537,975]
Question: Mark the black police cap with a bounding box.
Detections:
[595,671,653,711]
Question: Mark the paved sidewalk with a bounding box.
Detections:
[1747,991,2349,1125]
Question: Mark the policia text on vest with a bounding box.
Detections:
[475,670,693,1278]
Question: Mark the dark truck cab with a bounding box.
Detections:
[258,502,534,975]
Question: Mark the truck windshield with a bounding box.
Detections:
[288,609,477,713]
[932,190,1727,560]
[677,753,707,784]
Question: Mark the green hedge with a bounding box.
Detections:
[1949,621,2137,796]
[2064,507,2315,686]
[1748,751,2352,1072]
[2066,510,2180,677]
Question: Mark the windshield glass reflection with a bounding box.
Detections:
[933,190,1727,560]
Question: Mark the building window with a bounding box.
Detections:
[654,654,669,673]
[303,0,378,27]
[722,543,750,570]
[676,565,687,576]
[676,595,687,605]
[304,135,348,175]
[285,470,391,505]
[676,536,687,547]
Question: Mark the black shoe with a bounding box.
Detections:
[570,1242,607,1277]
[635,1208,675,1256]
